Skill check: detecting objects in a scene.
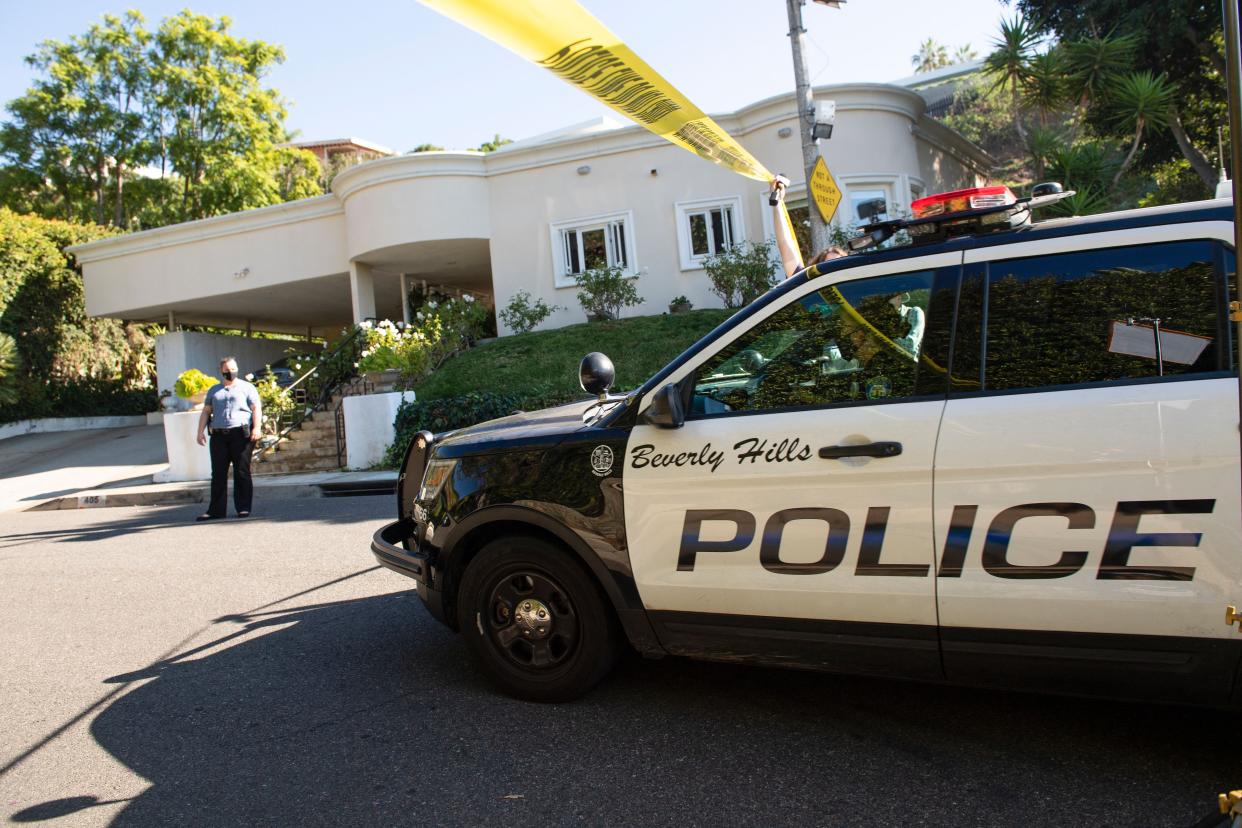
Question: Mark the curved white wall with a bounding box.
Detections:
[333,153,491,261]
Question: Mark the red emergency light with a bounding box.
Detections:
[911,186,1016,219]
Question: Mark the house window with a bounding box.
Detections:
[848,187,891,224]
[675,196,745,270]
[550,211,635,287]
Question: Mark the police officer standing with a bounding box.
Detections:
[195,357,262,521]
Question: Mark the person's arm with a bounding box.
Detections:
[196,389,213,446]
[769,179,804,279]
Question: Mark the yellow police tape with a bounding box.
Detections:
[420,0,772,180]
[418,0,802,256]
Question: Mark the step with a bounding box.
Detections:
[254,456,343,475]
[276,442,340,460]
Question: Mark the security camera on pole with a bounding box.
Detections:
[785,0,843,256]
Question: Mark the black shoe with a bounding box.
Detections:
[236,511,251,519]
[196,514,222,522]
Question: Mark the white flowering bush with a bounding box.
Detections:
[354,295,490,387]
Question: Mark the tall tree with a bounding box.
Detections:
[912,38,950,73]
[149,11,310,221]
[985,16,1042,144]
[0,10,320,227]
[0,12,149,225]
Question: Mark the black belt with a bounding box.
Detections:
[209,426,248,435]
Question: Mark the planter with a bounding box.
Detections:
[186,391,207,410]
[668,302,693,315]
[586,312,616,323]
[365,368,402,391]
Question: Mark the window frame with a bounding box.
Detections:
[952,228,1236,399]
[549,210,637,288]
[681,254,964,422]
[674,196,745,271]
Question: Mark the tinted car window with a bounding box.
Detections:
[692,270,951,416]
[984,240,1225,391]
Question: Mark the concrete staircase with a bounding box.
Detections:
[253,396,346,475]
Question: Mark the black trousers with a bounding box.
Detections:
[208,428,254,517]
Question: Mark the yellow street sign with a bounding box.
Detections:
[810,156,842,224]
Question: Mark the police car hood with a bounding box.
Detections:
[433,397,604,454]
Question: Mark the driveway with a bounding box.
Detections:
[0,425,167,512]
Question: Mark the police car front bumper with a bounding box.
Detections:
[370,518,445,621]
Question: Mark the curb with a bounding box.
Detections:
[27,480,396,511]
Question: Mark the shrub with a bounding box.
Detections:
[253,370,295,435]
[0,332,19,406]
[575,265,643,321]
[384,388,585,468]
[174,368,215,399]
[703,240,778,308]
[499,290,561,334]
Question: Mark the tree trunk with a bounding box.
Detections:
[1010,80,1027,144]
[113,161,125,227]
[1113,119,1144,189]
[1168,105,1218,188]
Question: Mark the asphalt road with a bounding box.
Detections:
[0,498,1235,827]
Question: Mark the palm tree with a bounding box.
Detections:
[1063,32,1138,136]
[1022,49,1066,126]
[984,15,1041,143]
[911,38,949,73]
[1109,71,1175,187]
[953,43,979,64]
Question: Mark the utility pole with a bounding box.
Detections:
[784,0,835,256]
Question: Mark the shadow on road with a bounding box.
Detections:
[0,500,391,550]
[23,584,1224,826]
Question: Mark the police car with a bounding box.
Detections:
[371,184,1242,704]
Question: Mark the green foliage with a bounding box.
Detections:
[499,290,560,334]
[575,265,644,321]
[0,332,19,406]
[409,143,444,153]
[702,240,778,309]
[384,389,584,468]
[1014,0,1226,188]
[0,209,156,421]
[0,10,318,228]
[253,369,294,435]
[413,308,731,402]
[355,297,490,389]
[174,368,214,399]
[669,295,692,309]
[0,377,156,423]
[474,134,513,153]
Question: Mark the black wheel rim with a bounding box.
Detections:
[484,569,578,672]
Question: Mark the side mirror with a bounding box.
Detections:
[579,352,615,400]
[642,380,689,428]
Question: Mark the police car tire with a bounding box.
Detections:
[457,537,619,703]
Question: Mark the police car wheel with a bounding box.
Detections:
[458,537,619,702]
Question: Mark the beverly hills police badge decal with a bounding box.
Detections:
[590,445,614,477]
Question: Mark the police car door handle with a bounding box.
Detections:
[818,441,903,459]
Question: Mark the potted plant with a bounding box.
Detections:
[174,369,215,409]
[668,295,693,314]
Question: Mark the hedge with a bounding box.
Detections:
[0,377,157,423]
[384,389,586,468]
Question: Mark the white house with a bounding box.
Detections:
[68,80,991,387]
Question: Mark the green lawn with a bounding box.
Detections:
[414,309,732,401]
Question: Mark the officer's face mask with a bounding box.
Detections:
[221,368,234,381]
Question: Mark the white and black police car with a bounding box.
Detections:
[372,183,1242,703]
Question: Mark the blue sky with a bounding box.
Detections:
[1,0,1008,152]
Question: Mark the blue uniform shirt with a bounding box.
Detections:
[205,379,259,429]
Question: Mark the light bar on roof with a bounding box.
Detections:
[911,186,1016,219]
